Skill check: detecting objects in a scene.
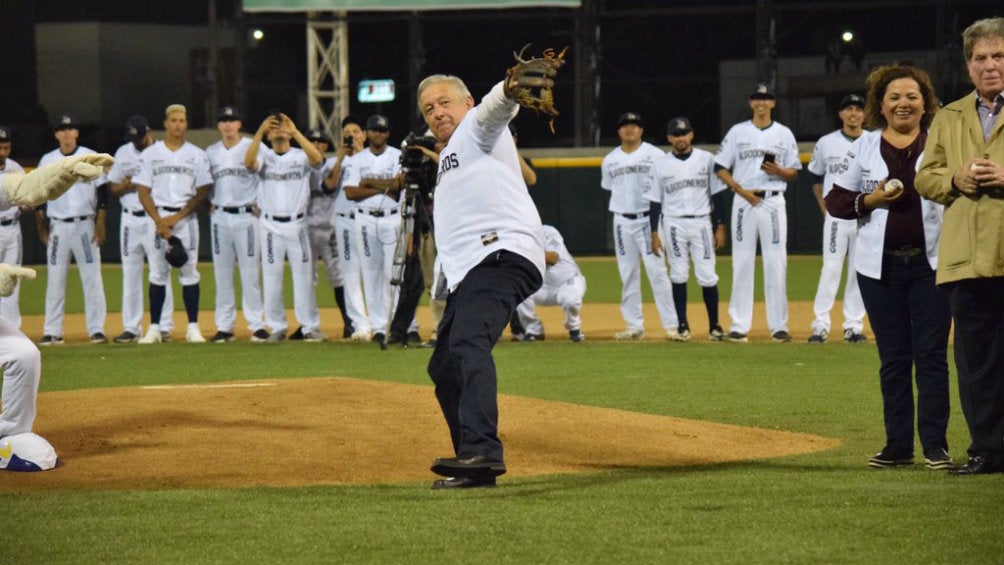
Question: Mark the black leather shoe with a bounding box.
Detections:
[431,455,507,478]
[950,455,1003,475]
[431,475,497,490]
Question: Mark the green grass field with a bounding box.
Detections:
[5,257,1004,564]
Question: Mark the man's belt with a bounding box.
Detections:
[618,211,649,220]
[52,215,94,222]
[884,246,924,257]
[159,206,182,212]
[0,218,18,226]
[265,213,305,223]
[358,208,399,218]
[221,205,254,214]
[750,190,781,198]
[123,208,146,217]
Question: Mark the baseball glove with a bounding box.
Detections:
[0,264,36,298]
[505,44,569,133]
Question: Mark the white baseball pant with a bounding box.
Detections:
[148,213,200,287]
[660,215,719,287]
[0,316,41,437]
[43,217,107,336]
[120,210,173,335]
[355,209,400,334]
[261,217,320,334]
[516,274,586,334]
[612,213,677,332]
[0,222,23,327]
[335,212,369,334]
[811,213,865,334]
[728,194,788,335]
[210,210,265,333]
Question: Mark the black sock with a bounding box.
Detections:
[149,284,166,324]
[334,286,352,332]
[702,285,720,327]
[182,284,200,323]
[672,283,688,326]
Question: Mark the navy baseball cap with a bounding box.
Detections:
[217,105,242,121]
[54,114,79,130]
[366,114,391,131]
[306,127,331,144]
[840,94,866,110]
[618,112,643,128]
[123,115,150,143]
[667,117,693,136]
[0,126,10,142]
[749,83,776,100]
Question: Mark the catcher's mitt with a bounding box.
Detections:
[505,44,569,133]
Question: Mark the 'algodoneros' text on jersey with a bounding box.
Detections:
[134,141,213,208]
[343,147,403,211]
[808,129,859,198]
[255,146,321,217]
[39,146,105,218]
[601,142,664,214]
[207,137,262,207]
[714,120,801,191]
[644,148,722,217]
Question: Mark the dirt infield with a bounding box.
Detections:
[4,301,852,490]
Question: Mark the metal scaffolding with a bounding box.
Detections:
[306,13,349,142]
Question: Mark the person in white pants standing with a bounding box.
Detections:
[600,112,678,340]
[205,106,268,343]
[107,115,175,343]
[807,94,868,344]
[244,112,325,341]
[0,126,26,328]
[35,114,108,345]
[714,83,802,343]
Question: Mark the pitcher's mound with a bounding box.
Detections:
[1,377,840,491]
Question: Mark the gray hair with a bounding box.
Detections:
[417,75,471,112]
[962,17,1004,61]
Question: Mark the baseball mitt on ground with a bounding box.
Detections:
[505,44,569,133]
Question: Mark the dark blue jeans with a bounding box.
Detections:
[857,253,951,455]
[427,250,542,462]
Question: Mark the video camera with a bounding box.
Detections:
[399,134,439,201]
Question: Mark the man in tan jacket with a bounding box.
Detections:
[916,17,1004,475]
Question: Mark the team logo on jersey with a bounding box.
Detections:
[480,232,499,246]
[437,152,460,183]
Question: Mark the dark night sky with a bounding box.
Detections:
[1,0,1002,154]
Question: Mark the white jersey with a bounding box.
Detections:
[601,142,664,213]
[206,137,261,207]
[307,156,337,221]
[541,225,580,287]
[106,142,145,212]
[343,146,402,211]
[714,120,801,191]
[255,147,319,217]
[831,130,942,279]
[332,154,357,215]
[808,129,861,197]
[39,146,104,218]
[134,140,213,208]
[433,81,545,289]
[644,148,721,217]
[0,159,25,218]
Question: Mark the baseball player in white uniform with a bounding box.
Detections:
[419,73,545,489]
[601,112,678,340]
[514,224,586,342]
[244,112,325,341]
[323,116,368,340]
[106,115,175,343]
[0,126,26,327]
[342,114,403,343]
[205,106,268,343]
[0,151,114,471]
[645,117,727,341]
[35,114,108,345]
[807,94,867,343]
[135,104,213,344]
[715,83,802,342]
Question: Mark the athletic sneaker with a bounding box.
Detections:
[726,331,748,343]
[771,330,792,343]
[350,329,372,342]
[614,329,645,340]
[138,326,162,344]
[372,332,386,344]
[113,331,138,344]
[303,330,328,343]
[288,326,305,341]
[808,330,828,344]
[844,329,868,343]
[38,335,65,346]
[250,329,270,342]
[569,329,585,342]
[211,331,235,343]
[923,448,955,470]
[709,326,725,341]
[669,323,691,342]
[161,331,172,342]
[267,330,287,343]
[523,333,544,342]
[868,449,914,469]
[186,323,206,343]
[90,332,108,344]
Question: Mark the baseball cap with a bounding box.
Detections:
[667,117,693,136]
[123,115,150,143]
[749,83,776,99]
[54,114,79,130]
[0,126,10,142]
[165,236,188,268]
[618,112,644,128]
[164,103,187,117]
[217,105,241,121]
[305,127,331,144]
[840,94,866,110]
[366,114,391,131]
